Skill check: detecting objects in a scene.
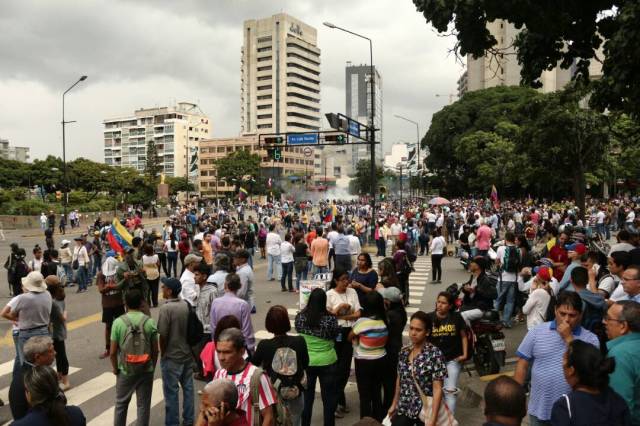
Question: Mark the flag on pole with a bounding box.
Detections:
[106,218,133,254]
[238,187,249,200]
[323,206,333,223]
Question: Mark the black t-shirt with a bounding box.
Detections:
[294,242,307,257]
[428,311,466,361]
[251,334,309,387]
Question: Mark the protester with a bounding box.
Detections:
[483,376,527,426]
[195,378,249,426]
[46,276,70,390]
[212,328,277,426]
[158,277,195,426]
[71,237,90,293]
[210,273,256,353]
[604,301,640,423]
[141,244,161,308]
[97,251,125,359]
[429,229,446,284]
[252,305,309,426]
[326,267,362,417]
[10,365,86,426]
[110,288,159,426]
[387,311,447,426]
[429,291,468,413]
[179,253,203,307]
[295,288,339,426]
[550,340,630,425]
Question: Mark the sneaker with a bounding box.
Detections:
[337,404,350,414]
[334,410,344,419]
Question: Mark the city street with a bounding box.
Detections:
[0,225,528,425]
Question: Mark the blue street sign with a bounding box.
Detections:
[287,133,319,145]
[348,120,360,138]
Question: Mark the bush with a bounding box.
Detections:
[2,199,55,215]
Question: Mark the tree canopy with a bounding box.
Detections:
[412,0,640,118]
[214,149,261,188]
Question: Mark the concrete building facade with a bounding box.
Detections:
[240,13,321,135]
[461,20,572,96]
[198,135,314,198]
[103,102,211,180]
[345,64,383,170]
[0,138,30,162]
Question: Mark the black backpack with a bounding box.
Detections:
[184,301,204,346]
[544,292,557,322]
[502,246,521,273]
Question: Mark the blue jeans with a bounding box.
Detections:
[161,357,194,426]
[296,267,308,290]
[443,360,462,413]
[267,254,282,280]
[76,265,88,290]
[91,254,102,277]
[62,263,73,285]
[495,280,517,327]
[281,261,294,291]
[311,265,328,276]
[167,252,178,277]
[247,247,254,268]
[18,326,50,365]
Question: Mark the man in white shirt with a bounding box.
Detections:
[626,209,636,232]
[179,254,202,306]
[265,224,282,281]
[347,228,361,268]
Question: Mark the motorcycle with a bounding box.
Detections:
[446,283,507,376]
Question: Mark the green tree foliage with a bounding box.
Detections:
[165,176,195,196]
[144,140,162,183]
[350,160,384,195]
[412,0,640,119]
[214,149,261,190]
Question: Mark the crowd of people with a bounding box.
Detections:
[1,195,639,426]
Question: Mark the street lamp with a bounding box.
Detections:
[62,75,87,217]
[324,21,377,220]
[394,115,421,196]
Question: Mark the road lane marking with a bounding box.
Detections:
[0,312,102,347]
[88,377,164,426]
[65,372,114,406]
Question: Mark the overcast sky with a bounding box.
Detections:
[0,0,462,162]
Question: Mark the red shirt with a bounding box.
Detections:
[549,244,568,281]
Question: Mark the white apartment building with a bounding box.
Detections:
[462,20,572,96]
[240,13,321,135]
[0,138,30,162]
[103,102,211,179]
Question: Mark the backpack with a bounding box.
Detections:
[185,301,204,346]
[270,345,306,401]
[502,246,521,273]
[581,299,605,332]
[250,366,292,426]
[398,251,414,276]
[119,314,152,375]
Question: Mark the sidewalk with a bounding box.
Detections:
[16,216,171,238]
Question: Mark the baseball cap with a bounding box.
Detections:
[535,266,552,282]
[160,277,182,294]
[565,242,587,255]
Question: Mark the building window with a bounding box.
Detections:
[257,46,272,53]
[257,36,272,43]
[257,124,273,129]
[257,84,272,91]
[258,65,272,72]
[257,75,272,81]
[258,56,272,62]
[257,114,273,119]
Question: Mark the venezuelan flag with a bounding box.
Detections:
[323,206,333,223]
[107,218,133,254]
[238,187,249,200]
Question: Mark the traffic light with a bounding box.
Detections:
[264,136,284,161]
[325,113,347,131]
[325,133,347,144]
[379,185,387,200]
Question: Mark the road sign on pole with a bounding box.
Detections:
[287,133,319,145]
[303,147,313,157]
[348,120,360,138]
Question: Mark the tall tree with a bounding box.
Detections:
[350,160,384,196]
[214,149,261,191]
[145,140,161,183]
[412,0,640,119]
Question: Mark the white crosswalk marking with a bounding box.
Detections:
[65,372,115,406]
[87,378,164,426]
[0,361,14,378]
[0,366,80,403]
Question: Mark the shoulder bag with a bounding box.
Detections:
[410,358,458,426]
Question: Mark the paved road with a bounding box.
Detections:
[0,228,528,425]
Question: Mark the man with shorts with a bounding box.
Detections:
[97,250,125,359]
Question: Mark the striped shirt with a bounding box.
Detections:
[516,320,599,421]
[351,317,388,360]
[213,362,278,425]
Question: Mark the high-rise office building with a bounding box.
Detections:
[461,19,572,96]
[240,13,321,135]
[0,138,30,162]
[345,64,383,170]
[103,102,211,179]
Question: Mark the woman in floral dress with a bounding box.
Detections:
[388,311,447,426]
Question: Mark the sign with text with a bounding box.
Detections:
[287,133,319,145]
[348,120,360,138]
